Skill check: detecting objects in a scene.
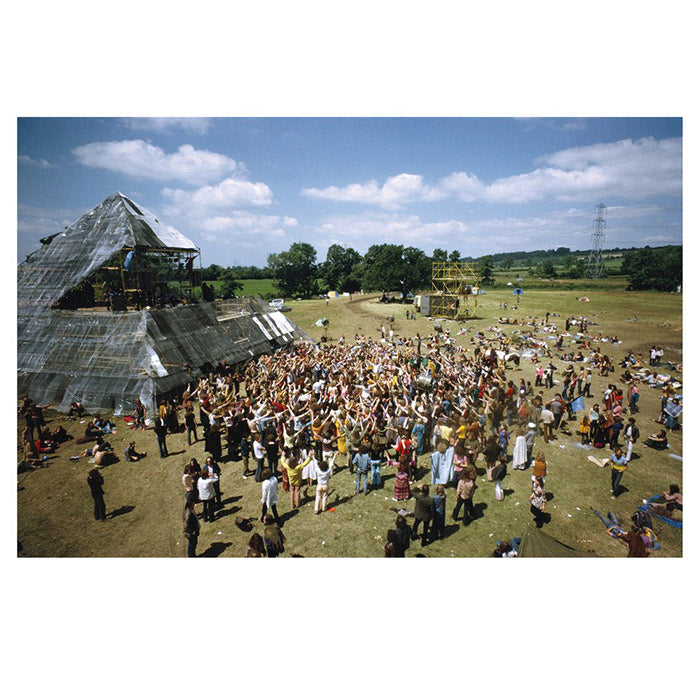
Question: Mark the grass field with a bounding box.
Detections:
[17,281,683,557]
[210,277,279,298]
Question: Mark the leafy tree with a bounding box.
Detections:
[448,249,461,262]
[432,248,448,262]
[478,255,495,285]
[401,246,432,295]
[218,268,243,298]
[267,242,319,298]
[341,262,364,293]
[202,264,223,281]
[622,246,682,291]
[320,244,363,291]
[537,260,557,278]
[363,244,431,296]
[500,256,514,270]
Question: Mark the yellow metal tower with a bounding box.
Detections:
[431,261,481,319]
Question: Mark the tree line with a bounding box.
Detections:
[200,242,681,299]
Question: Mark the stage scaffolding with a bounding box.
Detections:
[430,261,481,319]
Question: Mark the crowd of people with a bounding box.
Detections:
[19,308,682,558]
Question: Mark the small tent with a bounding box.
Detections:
[517,524,591,557]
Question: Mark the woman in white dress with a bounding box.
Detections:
[512,425,528,470]
[300,440,318,486]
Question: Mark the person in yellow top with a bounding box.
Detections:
[335,413,347,455]
[281,453,312,509]
[579,415,591,445]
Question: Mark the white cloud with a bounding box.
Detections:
[73,140,244,185]
[301,137,682,207]
[313,212,472,252]
[302,173,446,209]
[118,118,212,134]
[18,154,57,169]
[161,178,275,216]
[195,212,297,246]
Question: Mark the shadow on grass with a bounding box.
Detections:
[330,491,354,509]
[545,492,555,501]
[504,488,515,497]
[199,541,232,558]
[442,524,460,539]
[216,504,241,519]
[110,505,135,518]
[471,502,488,519]
[218,495,242,507]
[279,509,298,526]
[165,450,187,457]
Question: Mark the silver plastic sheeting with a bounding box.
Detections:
[17,192,198,310]
[18,297,310,416]
[17,192,311,416]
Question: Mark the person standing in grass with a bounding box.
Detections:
[624,417,639,461]
[281,452,311,509]
[368,439,385,491]
[252,433,266,482]
[260,468,280,523]
[395,514,411,555]
[87,468,106,521]
[204,455,222,509]
[183,500,200,558]
[483,435,500,481]
[493,455,507,501]
[452,464,476,524]
[610,447,628,498]
[392,452,412,501]
[431,484,447,540]
[540,404,554,444]
[529,476,547,528]
[353,444,372,495]
[314,459,332,514]
[411,483,434,546]
[498,423,510,458]
[197,467,218,522]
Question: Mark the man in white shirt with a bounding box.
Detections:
[252,434,266,482]
[540,405,555,444]
[197,470,218,522]
[314,459,332,514]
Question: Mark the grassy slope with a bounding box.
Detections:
[17,283,682,557]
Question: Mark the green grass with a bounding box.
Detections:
[210,278,279,299]
[17,286,683,557]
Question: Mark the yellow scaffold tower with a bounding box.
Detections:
[431,261,481,320]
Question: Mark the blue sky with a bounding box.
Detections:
[17,117,682,267]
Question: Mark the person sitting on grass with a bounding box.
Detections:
[643,429,668,450]
[263,514,285,557]
[648,484,682,520]
[246,533,266,557]
[384,529,402,557]
[82,436,113,466]
[124,441,147,462]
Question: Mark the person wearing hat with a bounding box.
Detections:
[525,422,538,465]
